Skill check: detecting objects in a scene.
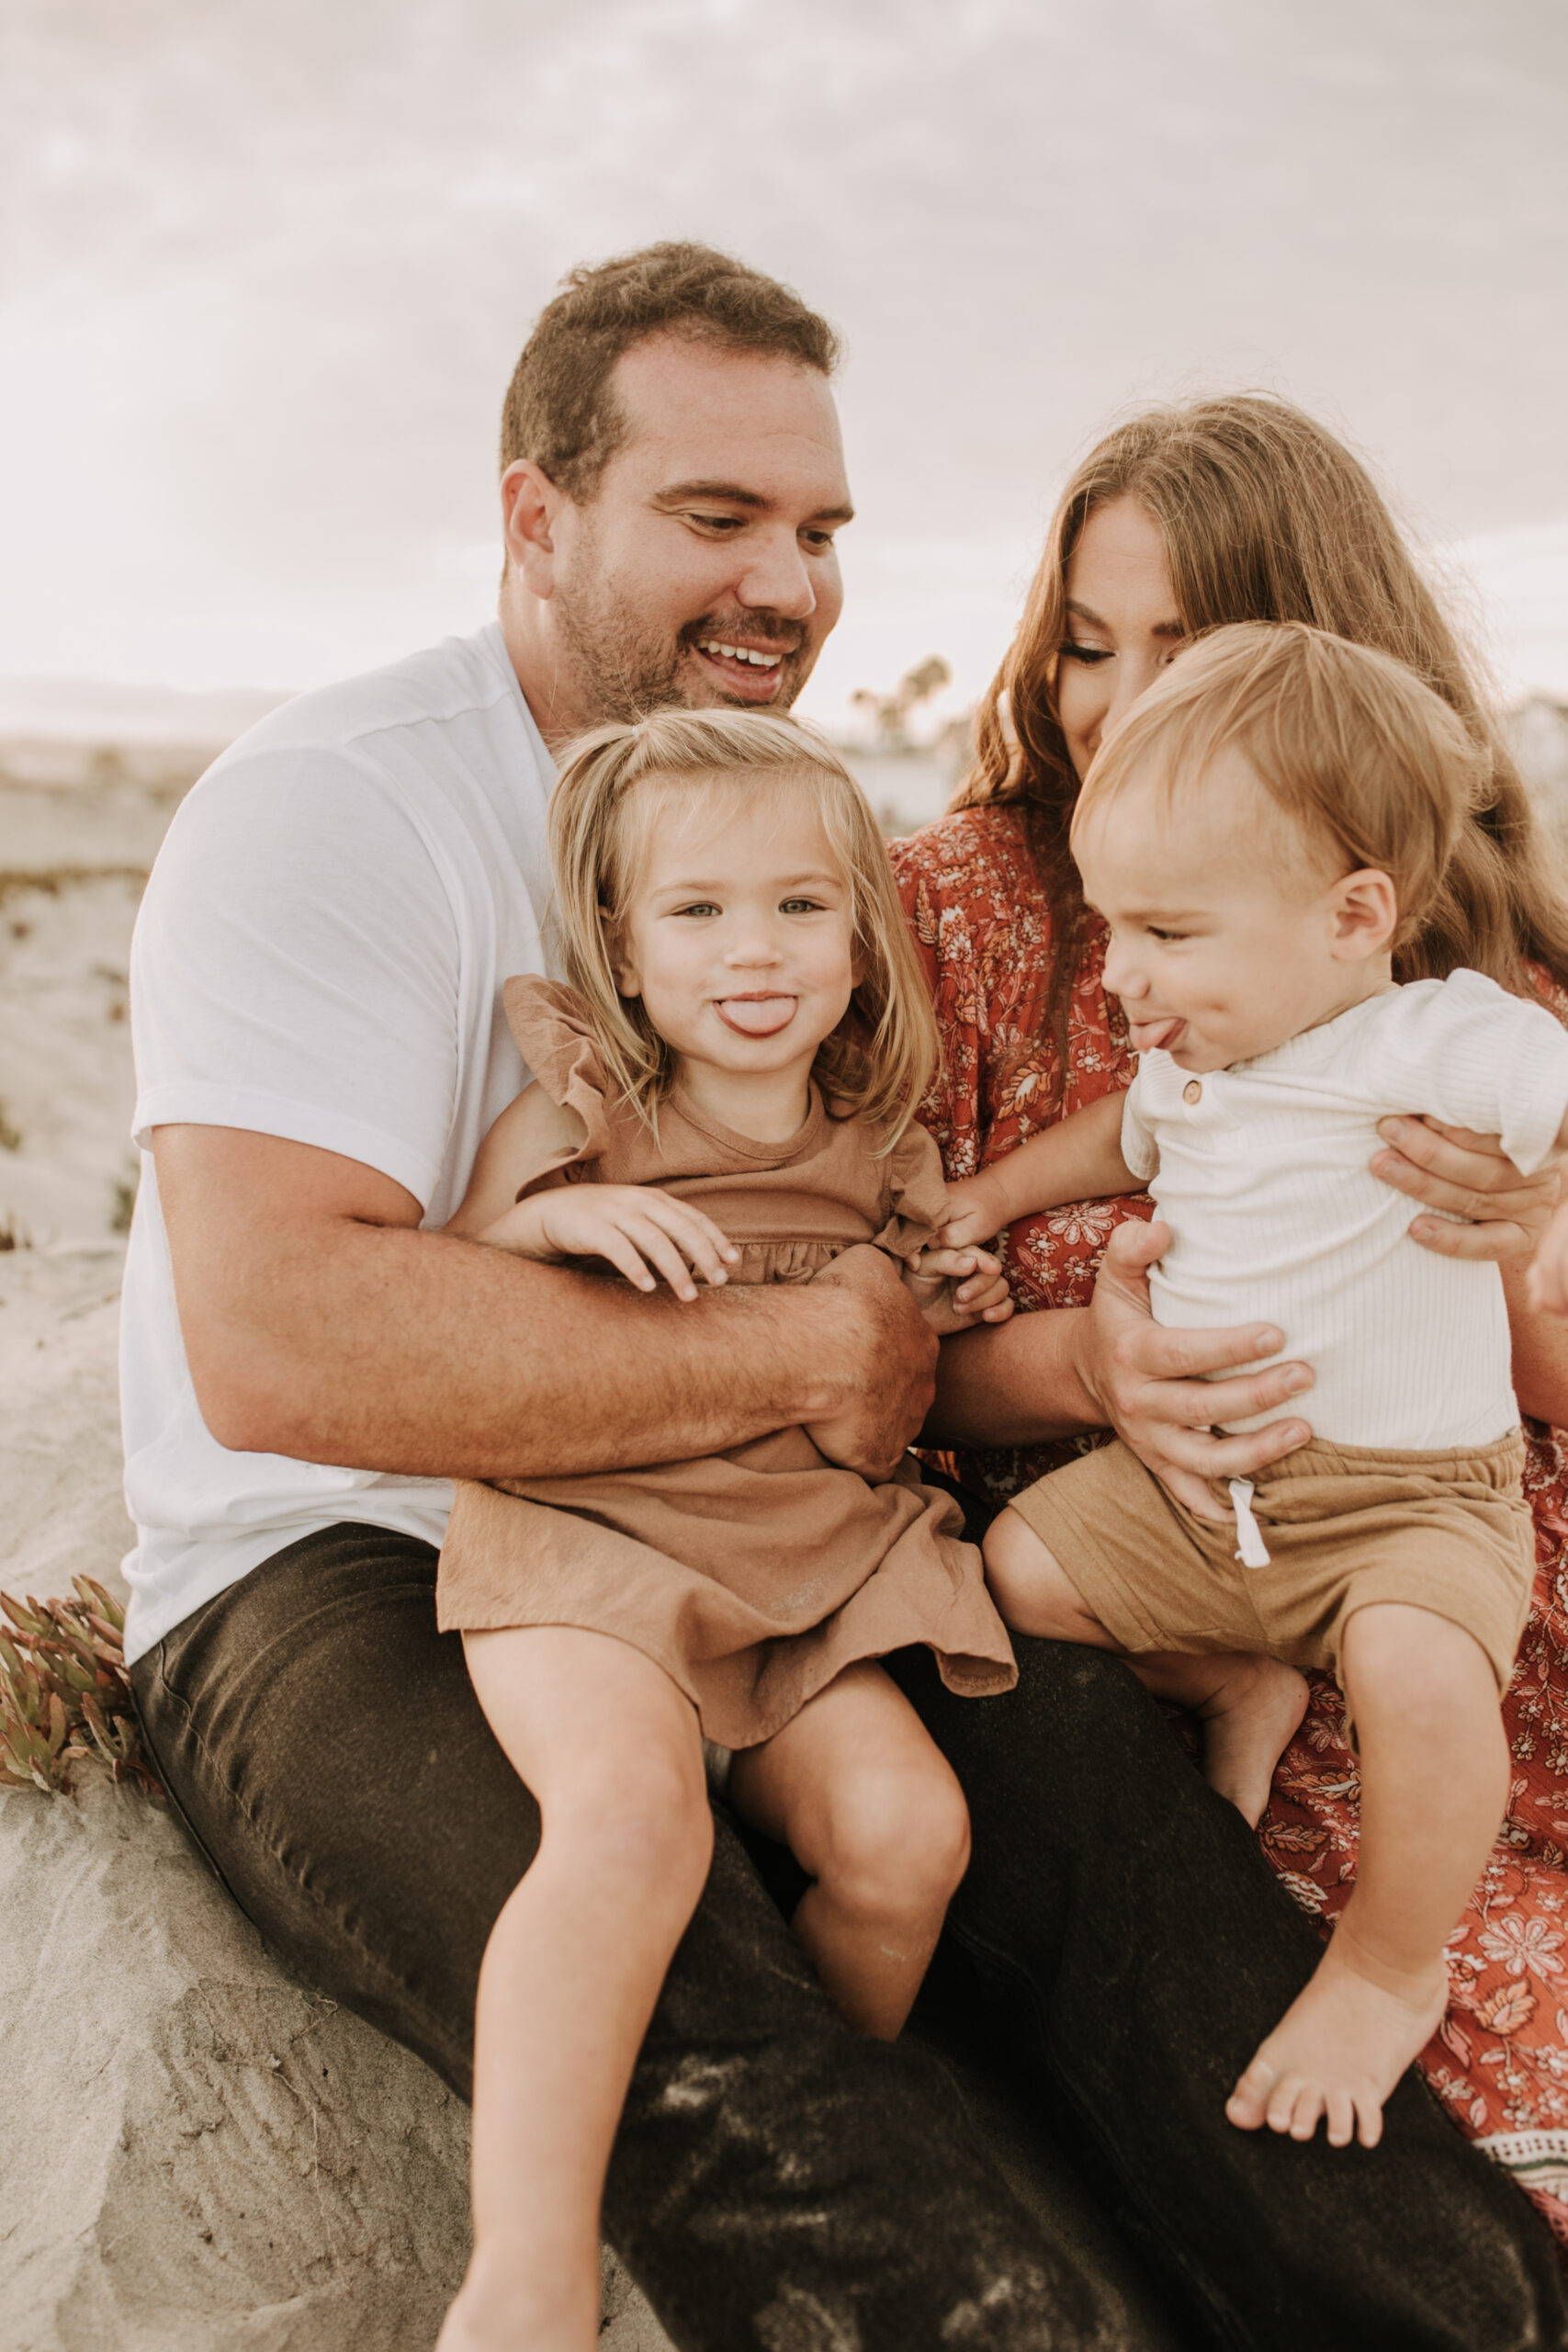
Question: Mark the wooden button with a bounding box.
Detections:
[1182,1080,1202,1104]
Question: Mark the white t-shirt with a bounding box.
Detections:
[1120,971,1568,1450]
[120,624,556,1664]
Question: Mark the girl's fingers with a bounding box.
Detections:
[637,1193,736,1284]
[623,1216,705,1301]
[594,1232,664,1295]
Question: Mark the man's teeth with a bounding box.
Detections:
[697,641,783,669]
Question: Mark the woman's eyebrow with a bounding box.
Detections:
[1066,598,1185,639]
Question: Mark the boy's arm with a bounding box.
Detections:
[942,1091,1140,1248]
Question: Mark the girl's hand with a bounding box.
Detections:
[939,1171,1010,1253]
[478,1186,739,1302]
[1371,1119,1562,1261]
[1528,1198,1568,1318]
[903,1243,1015,1335]
[1080,1220,1313,1520]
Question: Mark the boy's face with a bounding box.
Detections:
[1075,747,1386,1073]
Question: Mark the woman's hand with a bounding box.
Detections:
[1080,1221,1314,1520]
[902,1243,1015,1335]
[1371,1119,1562,1261]
[478,1185,739,1302]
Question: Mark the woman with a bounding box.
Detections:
[891,392,1568,2241]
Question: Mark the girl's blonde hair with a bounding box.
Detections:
[548,707,939,1145]
[1075,621,1492,948]
[958,392,1568,1102]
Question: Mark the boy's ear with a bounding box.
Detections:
[1329,867,1399,962]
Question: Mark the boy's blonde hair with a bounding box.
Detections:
[548,707,939,1145]
[1071,621,1492,944]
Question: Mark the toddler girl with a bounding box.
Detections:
[434,707,1016,2352]
[940,622,1568,2158]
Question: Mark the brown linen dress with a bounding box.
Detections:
[437,978,1017,1749]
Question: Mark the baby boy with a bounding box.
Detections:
[942,621,1568,2153]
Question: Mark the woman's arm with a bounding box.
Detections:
[942,1092,1135,1249]
[927,1218,1314,1519]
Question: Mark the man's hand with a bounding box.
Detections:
[902,1243,1014,1335]
[479,1184,739,1302]
[1078,1221,1314,1520]
[1371,1119,1562,1261]
[802,1245,940,1479]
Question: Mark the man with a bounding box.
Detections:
[125,243,1567,2350]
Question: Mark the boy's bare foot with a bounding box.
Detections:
[1196,1656,1308,1827]
[1224,1940,1449,2150]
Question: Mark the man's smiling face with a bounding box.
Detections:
[502,334,852,734]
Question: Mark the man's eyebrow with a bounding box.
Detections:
[1066,599,1185,639]
[652,480,855,525]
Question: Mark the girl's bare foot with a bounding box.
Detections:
[435,2253,599,2352]
[1224,1940,1449,2150]
[1195,1656,1308,1827]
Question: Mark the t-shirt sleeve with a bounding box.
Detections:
[1360,972,1568,1177]
[130,745,464,1212]
[1119,1069,1158,1181]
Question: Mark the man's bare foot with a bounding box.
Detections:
[436,2253,599,2352]
[1196,1657,1308,1827]
[1224,1940,1449,2149]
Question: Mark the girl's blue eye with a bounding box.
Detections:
[780,898,825,914]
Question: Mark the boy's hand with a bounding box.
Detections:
[478,1186,739,1303]
[1527,1197,1568,1317]
[903,1243,1014,1335]
[939,1170,1011,1253]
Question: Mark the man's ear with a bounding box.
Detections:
[501,460,565,602]
[1329,867,1399,962]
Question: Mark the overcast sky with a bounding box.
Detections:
[4,0,1566,732]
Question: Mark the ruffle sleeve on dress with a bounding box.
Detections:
[870,1117,951,1259]
[500,975,617,1197]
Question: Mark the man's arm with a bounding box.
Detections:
[154,1125,937,1483]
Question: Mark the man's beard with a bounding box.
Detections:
[552,571,809,727]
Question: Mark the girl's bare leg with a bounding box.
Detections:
[438,1626,712,2352]
[1227,1601,1509,2152]
[728,1660,972,2039]
[983,1505,1307,1826]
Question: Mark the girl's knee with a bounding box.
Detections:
[553,1736,712,1905]
[819,1762,971,1920]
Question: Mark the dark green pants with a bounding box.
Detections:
[130,1519,1568,2352]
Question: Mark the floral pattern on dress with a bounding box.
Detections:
[891,800,1568,2246]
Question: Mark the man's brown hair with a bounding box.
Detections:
[500,242,841,503]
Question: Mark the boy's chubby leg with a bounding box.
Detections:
[727,1659,973,2039]
[983,1505,1308,1827]
[1227,1600,1509,2153]
[439,1624,714,2352]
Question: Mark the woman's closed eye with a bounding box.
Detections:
[1058,639,1112,666]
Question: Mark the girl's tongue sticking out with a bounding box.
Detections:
[716,994,797,1037]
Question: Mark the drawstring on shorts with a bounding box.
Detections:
[1227,1477,1272,1567]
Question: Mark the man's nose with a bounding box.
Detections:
[736,527,816,622]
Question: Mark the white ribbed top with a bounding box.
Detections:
[1121,971,1568,1447]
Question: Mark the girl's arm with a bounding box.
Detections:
[446,1082,737,1302]
[941,1091,1138,1250]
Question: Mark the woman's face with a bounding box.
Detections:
[1055,497,1188,780]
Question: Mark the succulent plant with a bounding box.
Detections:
[0,1577,161,1799]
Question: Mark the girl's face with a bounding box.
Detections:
[611,773,859,1108]
[1054,497,1189,780]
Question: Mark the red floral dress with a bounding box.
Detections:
[892,802,1568,2245]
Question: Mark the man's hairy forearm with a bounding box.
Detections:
[183,1216,848,1478]
[923,1306,1102,1451]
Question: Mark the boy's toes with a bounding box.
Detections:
[1325,2087,1357,2149]
[1264,2069,1304,2135]
[1286,2082,1325,2142]
[1355,2094,1384,2151]
[1225,2054,1279,2130]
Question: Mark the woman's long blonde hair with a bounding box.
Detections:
[548,707,939,1146]
[958,392,1568,1102]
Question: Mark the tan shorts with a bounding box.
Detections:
[1007,1431,1534,1694]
